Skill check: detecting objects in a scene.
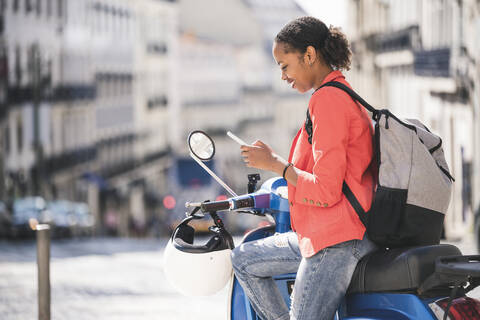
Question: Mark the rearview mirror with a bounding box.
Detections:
[188,130,215,161]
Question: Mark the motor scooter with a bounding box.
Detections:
[174,130,480,320]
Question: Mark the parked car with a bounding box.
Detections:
[11,197,47,238]
[47,200,76,238]
[72,202,94,236]
[0,201,12,238]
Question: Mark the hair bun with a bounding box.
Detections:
[319,25,352,71]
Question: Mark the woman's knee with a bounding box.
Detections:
[231,241,261,274]
[231,244,247,272]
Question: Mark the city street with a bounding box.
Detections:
[0,236,230,320]
[1,1,480,319]
[1,234,480,320]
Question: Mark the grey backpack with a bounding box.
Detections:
[307,82,454,248]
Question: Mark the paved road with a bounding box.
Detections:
[0,236,228,320]
[0,234,479,320]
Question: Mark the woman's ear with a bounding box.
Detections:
[304,45,317,66]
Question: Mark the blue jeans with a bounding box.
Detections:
[231,232,377,320]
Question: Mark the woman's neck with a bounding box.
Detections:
[313,64,334,90]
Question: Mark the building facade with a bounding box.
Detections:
[177,0,308,186]
[1,0,179,236]
[347,0,480,239]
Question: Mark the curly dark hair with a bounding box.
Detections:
[275,16,352,71]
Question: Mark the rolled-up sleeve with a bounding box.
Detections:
[294,89,350,208]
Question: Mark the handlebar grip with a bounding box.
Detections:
[201,200,231,212]
[232,196,255,209]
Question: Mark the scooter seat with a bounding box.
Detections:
[348,244,461,294]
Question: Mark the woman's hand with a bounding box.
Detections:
[240,140,286,174]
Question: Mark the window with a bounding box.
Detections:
[13,0,19,12]
[46,0,50,16]
[57,0,62,18]
[25,0,32,13]
[17,117,23,152]
[4,125,10,154]
[14,46,21,86]
[36,0,41,16]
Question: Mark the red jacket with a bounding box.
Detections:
[287,71,375,257]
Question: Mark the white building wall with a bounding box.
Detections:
[388,0,420,31]
[348,0,478,240]
[474,3,480,219]
[89,0,135,141]
[3,0,61,177]
[133,0,178,160]
[179,0,262,46]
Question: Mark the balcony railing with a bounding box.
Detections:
[414,48,450,77]
[43,147,97,175]
[7,84,97,105]
[375,25,420,53]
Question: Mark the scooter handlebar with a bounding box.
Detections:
[200,195,255,213]
[231,195,255,210]
[201,200,232,212]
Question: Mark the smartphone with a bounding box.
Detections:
[227,131,248,146]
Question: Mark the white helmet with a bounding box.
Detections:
[163,216,234,296]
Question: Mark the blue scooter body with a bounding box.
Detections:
[228,177,441,320]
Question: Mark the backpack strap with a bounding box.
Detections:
[342,182,369,227]
[305,109,313,144]
[306,81,377,227]
[319,81,379,118]
[306,81,379,143]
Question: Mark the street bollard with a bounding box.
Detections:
[36,224,51,320]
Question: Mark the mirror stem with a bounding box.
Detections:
[189,152,238,197]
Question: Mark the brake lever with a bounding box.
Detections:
[186,205,204,219]
[235,209,264,216]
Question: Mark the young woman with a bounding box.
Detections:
[231,17,377,320]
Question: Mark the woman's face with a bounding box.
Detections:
[272,41,315,93]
